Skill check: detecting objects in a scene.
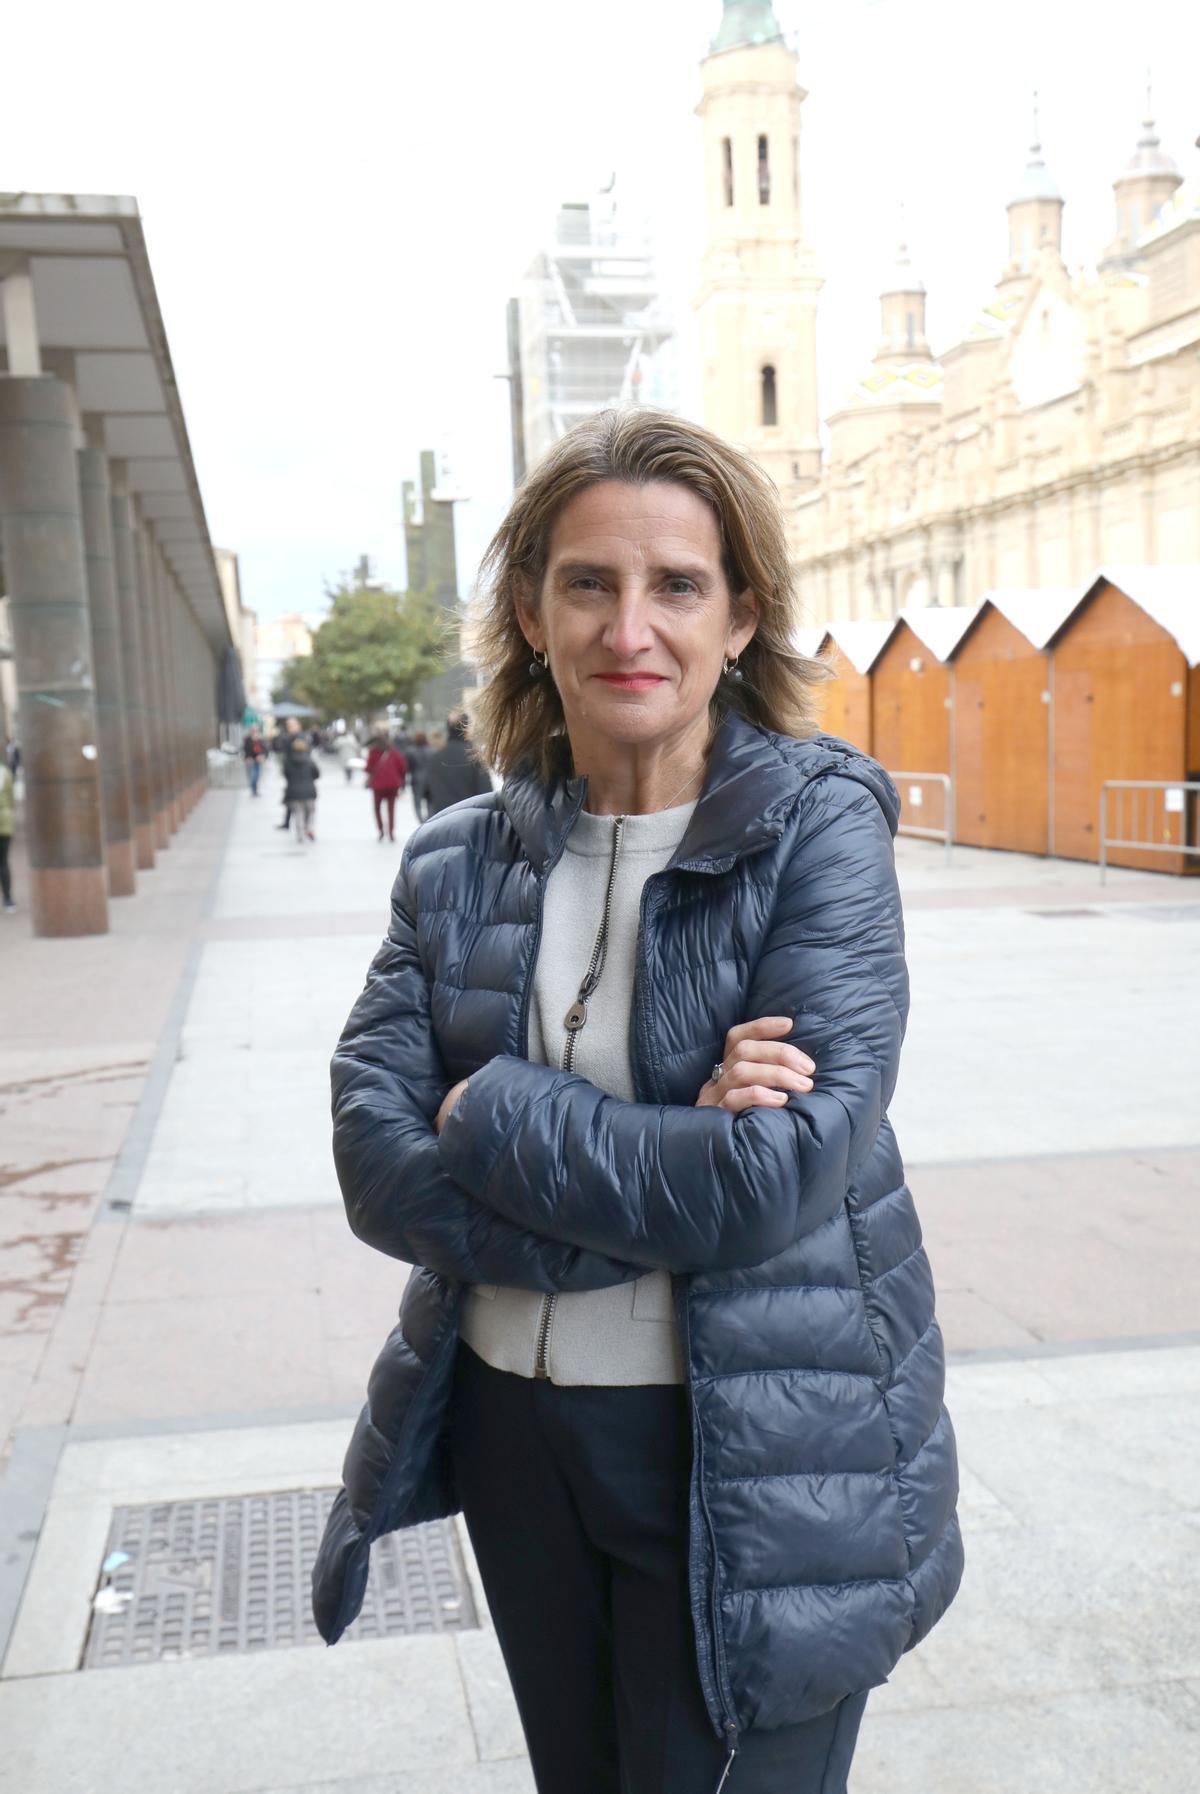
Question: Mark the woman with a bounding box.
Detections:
[365,734,408,842]
[283,734,319,843]
[313,411,963,1793]
[404,729,431,821]
[242,725,266,797]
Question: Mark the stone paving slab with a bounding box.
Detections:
[853,1678,1200,1794]
[894,899,1200,1163]
[253,1772,536,1794]
[0,1633,481,1794]
[914,1147,1200,1349]
[69,1210,404,1427]
[892,832,1199,901]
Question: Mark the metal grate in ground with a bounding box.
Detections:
[82,1487,477,1669]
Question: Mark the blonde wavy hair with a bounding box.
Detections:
[468,408,832,779]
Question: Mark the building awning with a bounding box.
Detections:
[0,193,230,655]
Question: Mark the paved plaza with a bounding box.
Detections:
[1,760,1198,1793]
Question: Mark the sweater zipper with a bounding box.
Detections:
[533,813,625,1380]
[640,876,740,1763]
[676,1275,740,1765]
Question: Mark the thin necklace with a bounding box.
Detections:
[656,764,705,812]
[587,762,704,817]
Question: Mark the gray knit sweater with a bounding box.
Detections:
[457,798,698,1384]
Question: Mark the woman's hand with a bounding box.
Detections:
[695,1016,815,1114]
[435,1078,470,1134]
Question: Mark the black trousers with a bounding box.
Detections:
[450,1345,868,1794]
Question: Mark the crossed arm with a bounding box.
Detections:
[334,776,906,1284]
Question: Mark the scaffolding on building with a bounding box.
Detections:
[518,186,676,468]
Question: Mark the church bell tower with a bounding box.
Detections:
[694,0,823,493]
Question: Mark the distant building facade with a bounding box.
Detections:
[693,5,1200,626]
[214,547,259,716]
[515,182,677,472]
[793,105,1200,622]
[256,612,317,713]
[694,0,822,500]
[403,449,473,721]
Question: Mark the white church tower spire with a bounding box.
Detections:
[694,1,823,492]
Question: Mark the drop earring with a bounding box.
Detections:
[722,654,743,682]
[528,649,548,679]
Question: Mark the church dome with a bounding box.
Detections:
[881,240,926,298]
[1010,138,1062,206]
[1115,112,1180,185]
[710,0,784,53]
[1009,94,1062,206]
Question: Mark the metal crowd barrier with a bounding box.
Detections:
[889,771,954,867]
[1099,780,1200,884]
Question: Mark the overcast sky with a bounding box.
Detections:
[9,0,1199,622]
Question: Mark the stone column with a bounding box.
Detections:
[0,378,108,935]
[133,519,170,848]
[110,490,155,869]
[78,446,135,896]
[170,582,191,817]
[154,553,180,831]
[184,605,205,811]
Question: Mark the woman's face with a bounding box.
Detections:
[518,480,758,758]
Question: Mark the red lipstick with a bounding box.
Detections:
[593,673,665,690]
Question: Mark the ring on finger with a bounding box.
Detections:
[711,1061,725,1084]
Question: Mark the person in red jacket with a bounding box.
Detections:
[364,734,408,842]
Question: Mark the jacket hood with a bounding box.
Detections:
[501,709,900,875]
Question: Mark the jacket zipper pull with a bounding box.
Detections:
[711,1737,737,1794]
[563,998,587,1031]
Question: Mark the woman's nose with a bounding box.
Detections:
[602,597,655,659]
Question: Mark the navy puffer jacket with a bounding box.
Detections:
[312,709,963,1737]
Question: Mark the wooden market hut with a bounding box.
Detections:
[812,620,892,753]
[870,607,977,837]
[949,589,1077,855]
[1044,567,1200,873]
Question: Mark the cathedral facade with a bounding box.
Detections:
[695,5,1200,626]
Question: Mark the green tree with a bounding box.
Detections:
[274,578,450,721]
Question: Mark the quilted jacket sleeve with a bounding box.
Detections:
[438,775,907,1274]
[331,846,643,1294]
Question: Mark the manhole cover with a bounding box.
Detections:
[82,1488,477,1669]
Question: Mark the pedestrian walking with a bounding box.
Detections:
[404,730,431,822]
[364,735,407,842]
[334,732,360,785]
[283,734,319,844]
[242,725,266,797]
[422,712,492,815]
[313,409,963,1794]
[0,756,16,911]
[275,717,302,831]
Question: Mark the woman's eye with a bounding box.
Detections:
[663,578,698,597]
[568,577,604,593]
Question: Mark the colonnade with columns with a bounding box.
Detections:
[0,270,221,937]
